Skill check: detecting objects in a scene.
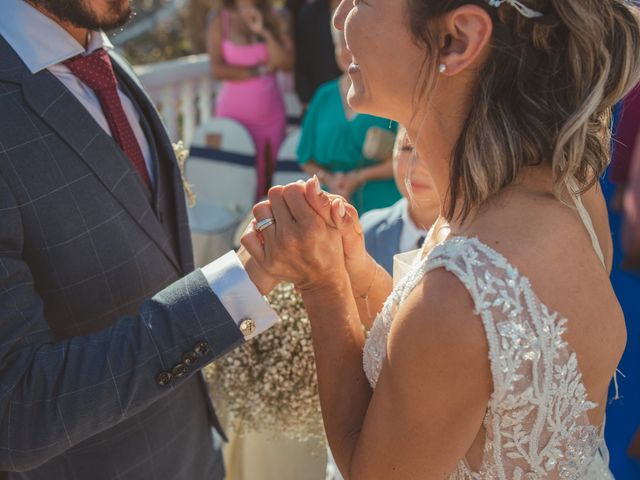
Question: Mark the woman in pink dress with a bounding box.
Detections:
[210,0,292,199]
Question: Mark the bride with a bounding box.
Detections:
[241,0,640,478]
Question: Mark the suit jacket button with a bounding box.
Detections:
[172,363,189,378]
[182,351,198,366]
[194,341,210,356]
[156,371,173,386]
[239,319,256,338]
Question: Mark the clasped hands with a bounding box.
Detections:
[238,176,375,298]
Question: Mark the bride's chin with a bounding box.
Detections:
[347,89,375,116]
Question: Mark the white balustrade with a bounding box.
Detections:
[133,53,302,145]
[134,53,216,144]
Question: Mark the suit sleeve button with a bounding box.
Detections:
[182,351,198,366]
[171,363,189,378]
[156,371,173,386]
[239,319,256,337]
[194,341,210,356]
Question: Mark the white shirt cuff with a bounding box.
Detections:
[201,251,278,340]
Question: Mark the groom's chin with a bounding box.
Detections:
[94,0,134,30]
[28,0,134,31]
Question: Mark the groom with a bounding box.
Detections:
[0,0,279,478]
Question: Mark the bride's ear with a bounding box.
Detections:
[437,5,493,76]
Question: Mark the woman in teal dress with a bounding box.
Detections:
[296,26,400,214]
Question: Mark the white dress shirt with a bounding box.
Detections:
[0,0,277,339]
[398,199,429,253]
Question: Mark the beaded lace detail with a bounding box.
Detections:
[362,236,614,479]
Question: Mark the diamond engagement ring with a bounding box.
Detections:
[255,217,276,233]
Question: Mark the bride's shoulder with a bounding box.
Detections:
[454,195,603,284]
[388,265,493,398]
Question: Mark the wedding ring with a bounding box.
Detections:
[255,217,276,233]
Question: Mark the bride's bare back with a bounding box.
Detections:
[465,177,625,422]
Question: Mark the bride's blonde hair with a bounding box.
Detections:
[408,0,640,221]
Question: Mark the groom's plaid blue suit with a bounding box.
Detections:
[0,36,243,479]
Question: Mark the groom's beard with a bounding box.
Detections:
[27,0,133,31]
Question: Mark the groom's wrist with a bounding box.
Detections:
[201,251,278,340]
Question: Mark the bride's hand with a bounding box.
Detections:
[302,177,377,298]
[241,181,348,292]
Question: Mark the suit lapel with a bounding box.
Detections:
[110,54,194,273]
[7,48,181,271]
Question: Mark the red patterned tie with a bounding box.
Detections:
[64,50,151,190]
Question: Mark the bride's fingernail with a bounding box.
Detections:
[311,175,321,195]
[338,201,346,218]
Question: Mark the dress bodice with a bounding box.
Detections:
[362,236,614,479]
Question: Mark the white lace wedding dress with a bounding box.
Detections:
[324,187,615,479]
[362,190,615,479]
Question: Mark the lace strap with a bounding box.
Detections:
[422,237,526,402]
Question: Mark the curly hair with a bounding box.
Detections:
[407,0,640,221]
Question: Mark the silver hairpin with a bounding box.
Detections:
[487,0,544,18]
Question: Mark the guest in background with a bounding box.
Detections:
[621,119,640,270]
[284,0,305,25]
[609,83,640,270]
[296,25,400,214]
[210,0,293,199]
[288,0,341,107]
[610,83,640,211]
[361,126,440,275]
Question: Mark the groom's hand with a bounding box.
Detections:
[237,225,278,295]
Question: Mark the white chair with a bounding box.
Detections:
[186,118,257,266]
[272,129,309,187]
[283,91,303,132]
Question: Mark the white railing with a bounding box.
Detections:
[135,53,215,145]
[133,54,303,145]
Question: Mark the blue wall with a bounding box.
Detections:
[602,170,640,479]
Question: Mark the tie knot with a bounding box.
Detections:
[64,49,117,92]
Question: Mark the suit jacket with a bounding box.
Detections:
[0,36,243,479]
[361,199,405,276]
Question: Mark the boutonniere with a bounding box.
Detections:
[172,141,196,207]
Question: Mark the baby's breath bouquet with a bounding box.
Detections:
[203,283,325,442]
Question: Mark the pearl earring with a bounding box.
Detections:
[439,63,447,74]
